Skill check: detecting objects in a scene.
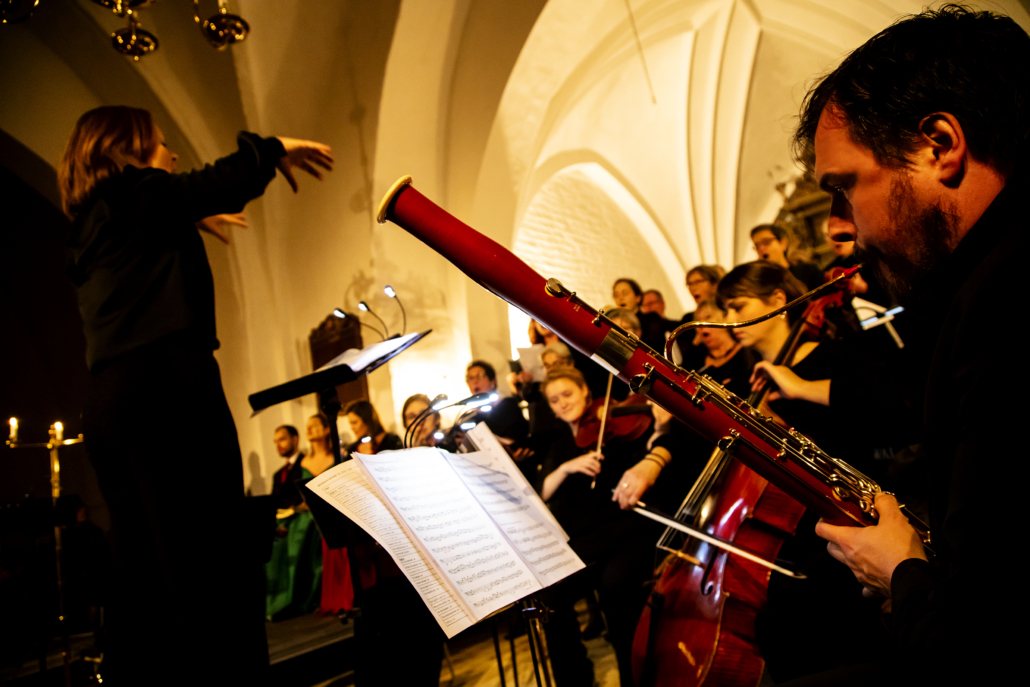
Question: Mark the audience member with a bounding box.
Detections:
[750,224,824,290]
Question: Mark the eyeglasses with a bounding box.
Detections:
[465,372,489,382]
[753,238,778,249]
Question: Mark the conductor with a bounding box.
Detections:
[59,106,332,683]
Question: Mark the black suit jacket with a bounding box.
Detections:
[270,453,306,510]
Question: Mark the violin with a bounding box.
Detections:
[376,177,932,681]
[574,390,652,449]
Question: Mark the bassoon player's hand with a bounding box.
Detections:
[815,492,927,597]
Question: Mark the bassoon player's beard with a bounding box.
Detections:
[854,172,958,305]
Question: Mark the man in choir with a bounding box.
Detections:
[271,424,305,509]
[750,223,824,290]
[640,288,667,317]
[464,360,531,467]
[781,6,1030,685]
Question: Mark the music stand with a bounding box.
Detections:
[248,331,430,612]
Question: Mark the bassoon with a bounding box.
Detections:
[376,174,931,541]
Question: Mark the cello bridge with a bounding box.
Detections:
[657,545,702,567]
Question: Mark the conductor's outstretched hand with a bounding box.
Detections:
[276,137,334,192]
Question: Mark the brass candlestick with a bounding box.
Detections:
[7,418,85,687]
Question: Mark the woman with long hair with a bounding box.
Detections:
[344,399,402,454]
[60,105,331,682]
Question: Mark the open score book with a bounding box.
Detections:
[306,423,585,638]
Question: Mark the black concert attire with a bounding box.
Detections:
[536,421,661,687]
[271,452,306,509]
[517,380,566,482]
[672,311,710,371]
[68,132,286,682]
[638,309,669,353]
[345,432,403,456]
[466,395,537,477]
[696,344,757,394]
[789,260,825,291]
[756,340,893,682]
[800,178,1029,687]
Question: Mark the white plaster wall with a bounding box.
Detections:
[513,165,682,316]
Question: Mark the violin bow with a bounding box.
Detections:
[590,373,615,490]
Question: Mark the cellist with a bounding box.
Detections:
[717,261,892,680]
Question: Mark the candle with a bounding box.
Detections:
[8,418,17,442]
[54,422,64,442]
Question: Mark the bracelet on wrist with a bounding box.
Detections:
[644,455,666,469]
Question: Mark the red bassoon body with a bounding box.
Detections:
[376,176,931,684]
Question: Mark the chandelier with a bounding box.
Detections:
[88,0,250,60]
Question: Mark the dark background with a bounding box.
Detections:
[0,128,107,532]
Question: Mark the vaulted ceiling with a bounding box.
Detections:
[3,0,1028,488]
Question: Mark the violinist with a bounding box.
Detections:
[537,367,659,687]
[719,262,891,680]
[781,6,1030,685]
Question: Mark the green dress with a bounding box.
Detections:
[264,467,323,620]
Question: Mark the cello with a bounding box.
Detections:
[629,276,852,687]
[375,175,931,677]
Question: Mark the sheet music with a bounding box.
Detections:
[314,332,423,374]
[305,461,474,638]
[516,344,547,382]
[460,424,585,587]
[357,449,542,619]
